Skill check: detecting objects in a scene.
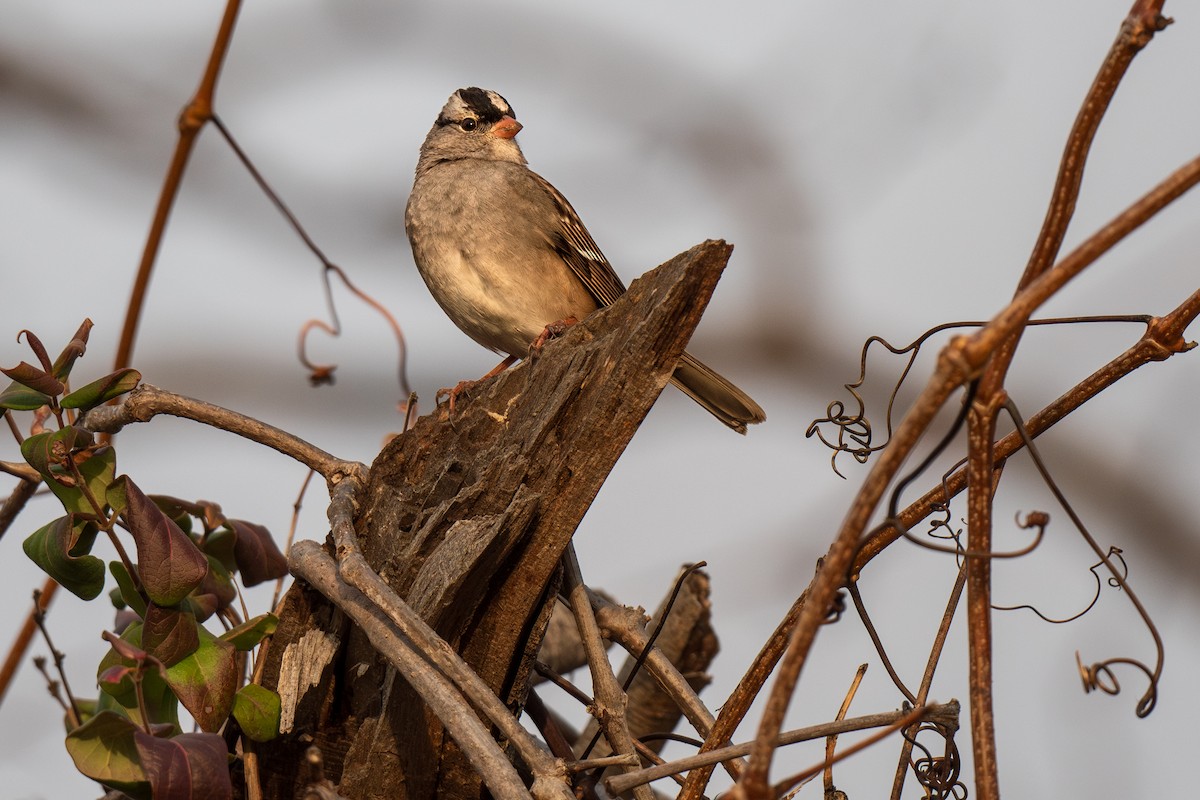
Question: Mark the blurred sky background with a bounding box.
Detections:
[3,1,1199,797]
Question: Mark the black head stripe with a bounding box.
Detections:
[457,87,513,121]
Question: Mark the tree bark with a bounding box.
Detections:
[251,241,736,800]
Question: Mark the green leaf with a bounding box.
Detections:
[0,379,50,410]
[134,730,232,800]
[232,684,280,742]
[110,560,148,618]
[113,476,208,607]
[228,519,289,586]
[23,517,105,600]
[219,613,278,651]
[143,604,199,668]
[164,626,237,733]
[64,710,151,800]
[61,368,141,411]
[20,430,113,519]
[97,623,180,732]
[21,427,93,487]
[201,526,237,572]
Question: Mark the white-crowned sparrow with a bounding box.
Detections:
[405,87,765,433]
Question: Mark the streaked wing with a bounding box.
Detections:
[529,170,627,307]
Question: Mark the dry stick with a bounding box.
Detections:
[966,7,1170,795]
[890,564,968,800]
[321,479,572,800]
[113,0,243,372]
[737,152,1200,800]
[590,592,722,748]
[824,665,868,796]
[0,477,49,708]
[606,703,959,795]
[79,384,358,483]
[288,542,533,800]
[771,705,930,799]
[561,546,656,800]
[272,469,316,611]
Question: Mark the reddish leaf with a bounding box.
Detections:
[97,624,181,732]
[143,604,200,667]
[18,328,54,372]
[51,318,93,380]
[188,557,237,620]
[228,519,288,586]
[102,628,149,664]
[134,729,232,800]
[1,360,63,396]
[114,477,208,607]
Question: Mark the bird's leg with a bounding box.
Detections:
[436,355,518,414]
[528,316,579,360]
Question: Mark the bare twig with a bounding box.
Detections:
[273,469,315,610]
[0,577,56,709]
[30,590,81,727]
[890,564,968,799]
[79,384,361,482]
[589,591,722,753]
[824,665,868,795]
[113,0,244,371]
[772,705,930,799]
[605,702,959,795]
[561,546,654,800]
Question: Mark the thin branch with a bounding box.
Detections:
[561,546,655,800]
[30,590,81,728]
[824,665,868,795]
[0,578,57,709]
[605,703,959,795]
[113,0,243,371]
[771,705,930,799]
[0,473,39,544]
[590,591,721,751]
[1018,0,1171,289]
[78,384,361,482]
[890,564,968,799]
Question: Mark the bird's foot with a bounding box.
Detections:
[528,316,579,360]
[436,355,519,416]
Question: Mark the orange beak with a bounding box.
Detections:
[490,116,523,140]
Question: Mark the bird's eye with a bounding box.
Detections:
[459,117,478,132]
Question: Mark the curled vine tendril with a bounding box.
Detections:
[903,712,966,800]
[809,315,1153,477]
[1002,398,1162,718]
[994,546,1127,624]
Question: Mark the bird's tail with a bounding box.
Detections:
[670,351,766,434]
